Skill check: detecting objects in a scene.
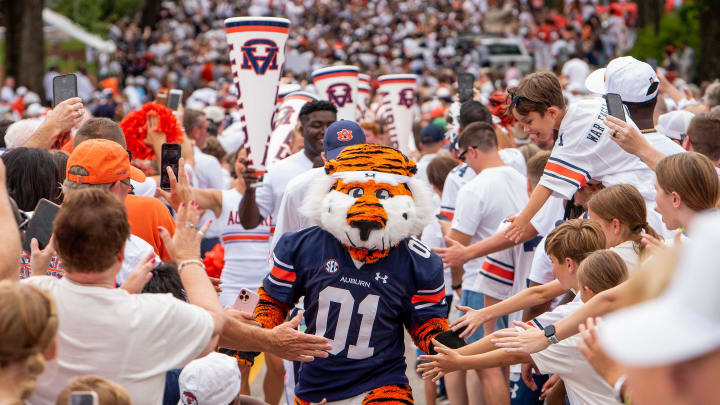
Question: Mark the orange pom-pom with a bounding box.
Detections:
[202,243,225,279]
[120,102,184,161]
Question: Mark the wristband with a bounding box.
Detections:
[452,283,462,290]
[613,374,628,403]
[178,259,205,273]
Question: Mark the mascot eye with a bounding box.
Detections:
[375,189,391,200]
[348,187,364,198]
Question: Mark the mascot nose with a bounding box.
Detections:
[350,220,382,241]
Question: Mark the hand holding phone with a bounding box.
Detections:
[160,143,182,191]
[167,89,183,111]
[604,93,626,122]
[233,288,260,313]
[53,74,78,107]
[22,199,60,253]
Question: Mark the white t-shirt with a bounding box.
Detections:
[439,163,476,220]
[25,277,214,405]
[529,235,555,285]
[610,239,639,270]
[529,298,619,405]
[647,130,686,157]
[218,189,274,306]
[256,149,314,220]
[421,215,453,296]
[477,220,544,326]
[192,146,224,190]
[451,166,528,291]
[415,152,437,185]
[270,167,324,251]
[539,97,655,203]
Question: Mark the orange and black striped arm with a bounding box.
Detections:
[254,286,291,330]
[408,317,450,354]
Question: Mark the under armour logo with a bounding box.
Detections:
[240,39,279,75]
[364,172,376,178]
[398,88,416,108]
[510,383,519,399]
[327,83,353,107]
[375,273,388,283]
[337,128,353,141]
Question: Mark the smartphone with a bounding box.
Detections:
[70,391,99,405]
[53,74,78,107]
[160,143,182,190]
[458,73,475,103]
[22,199,60,253]
[604,93,626,122]
[167,89,183,111]
[233,288,260,313]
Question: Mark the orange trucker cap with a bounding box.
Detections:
[66,139,146,184]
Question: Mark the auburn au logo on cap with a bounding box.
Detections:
[337,128,353,141]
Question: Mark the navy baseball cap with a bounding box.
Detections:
[324,120,367,160]
[419,123,446,145]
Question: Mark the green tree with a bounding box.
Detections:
[48,0,145,34]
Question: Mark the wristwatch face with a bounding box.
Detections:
[544,324,556,337]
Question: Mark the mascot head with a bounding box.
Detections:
[301,144,434,267]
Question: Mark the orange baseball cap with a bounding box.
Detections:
[66,139,145,184]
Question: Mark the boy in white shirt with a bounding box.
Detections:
[501,72,656,242]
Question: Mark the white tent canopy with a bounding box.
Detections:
[42,8,117,54]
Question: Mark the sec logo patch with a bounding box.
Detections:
[325,259,340,274]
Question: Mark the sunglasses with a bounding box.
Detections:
[507,93,550,109]
[458,145,478,162]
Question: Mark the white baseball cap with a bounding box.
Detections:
[599,211,720,366]
[656,110,695,141]
[585,56,659,103]
[178,352,241,405]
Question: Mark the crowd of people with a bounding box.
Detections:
[0,1,719,405]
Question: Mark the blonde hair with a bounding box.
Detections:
[577,250,629,294]
[55,375,131,405]
[619,244,681,308]
[545,218,606,263]
[588,184,661,254]
[0,281,58,401]
[656,152,720,212]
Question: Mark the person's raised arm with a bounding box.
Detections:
[219,311,331,362]
[451,279,567,339]
[23,97,84,150]
[157,158,222,217]
[491,282,625,354]
[604,115,664,171]
[0,160,21,281]
[505,185,553,243]
[238,171,264,229]
[436,226,538,268]
[418,340,531,382]
[158,201,226,356]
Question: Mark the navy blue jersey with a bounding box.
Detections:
[263,226,447,402]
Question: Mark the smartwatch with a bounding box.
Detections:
[544,324,560,344]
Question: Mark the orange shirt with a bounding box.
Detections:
[125,194,175,260]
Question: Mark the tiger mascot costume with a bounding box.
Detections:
[255,144,456,404]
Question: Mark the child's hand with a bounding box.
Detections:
[451,305,490,338]
[417,339,463,382]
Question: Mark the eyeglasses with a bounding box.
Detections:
[119,179,134,194]
[458,145,478,162]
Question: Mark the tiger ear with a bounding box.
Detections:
[325,160,338,175]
